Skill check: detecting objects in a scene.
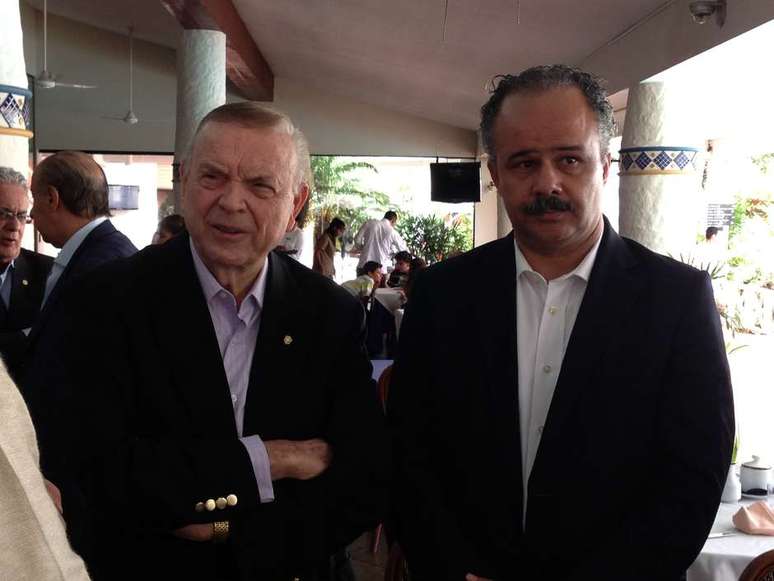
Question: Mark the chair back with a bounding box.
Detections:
[740,549,774,581]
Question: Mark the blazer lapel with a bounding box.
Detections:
[6,254,35,329]
[473,235,523,503]
[538,219,644,450]
[242,253,306,438]
[151,236,237,436]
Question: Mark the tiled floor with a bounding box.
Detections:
[350,530,388,581]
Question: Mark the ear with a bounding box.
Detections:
[601,152,612,185]
[47,186,61,211]
[287,182,309,231]
[487,159,500,190]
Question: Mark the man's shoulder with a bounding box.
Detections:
[617,233,707,283]
[18,248,54,272]
[272,251,361,309]
[421,236,511,284]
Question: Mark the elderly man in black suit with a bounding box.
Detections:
[389,65,734,581]
[0,167,52,377]
[55,103,387,580]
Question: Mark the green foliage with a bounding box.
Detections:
[396,213,473,264]
[309,156,390,237]
[751,152,774,175]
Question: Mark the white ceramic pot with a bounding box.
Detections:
[721,464,741,503]
[740,455,771,495]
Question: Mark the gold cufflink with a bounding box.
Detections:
[205,498,216,511]
[226,494,238,507]
[22,279,28,286]
[216,497,227,510]
[195,502,204,512]
[283,335,293,345]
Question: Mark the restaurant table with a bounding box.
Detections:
[688,497,774,581]
[374,287,404,313]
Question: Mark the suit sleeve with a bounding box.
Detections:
[568,271,734,580]
[65,272,387,569]
[388,273,485,580]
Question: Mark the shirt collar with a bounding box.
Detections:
[189,237,268,311]
[0,259,15,278]
[56,217,108,268]
[513,227,602,283]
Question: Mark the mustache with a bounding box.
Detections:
[523,195,572,216]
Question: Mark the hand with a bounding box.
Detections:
[265,438,332,481]
[44,479,63,514]
[465,574,493,581]
[173,523,213,542]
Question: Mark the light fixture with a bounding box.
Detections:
[688,0,726,27]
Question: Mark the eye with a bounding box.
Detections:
[249,180,277,197]
[199,171,223,187]
[509,159,535,171]
[561,156,580,165]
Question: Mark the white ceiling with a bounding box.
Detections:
[26,0,680,129]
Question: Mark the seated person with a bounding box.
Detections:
[342,261,382,301]
[387,250,412,288]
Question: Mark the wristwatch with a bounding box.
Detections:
[212,520,230,543]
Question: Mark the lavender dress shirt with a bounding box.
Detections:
[190,240,274,503]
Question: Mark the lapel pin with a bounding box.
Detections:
[22,279,28,286]
[283,335,293,346]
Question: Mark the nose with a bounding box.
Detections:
[217,179,248,212]
[531,162,562,197]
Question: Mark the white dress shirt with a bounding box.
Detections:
[514,233,601,516]
[191,240,275,503]
[354,218,408,268]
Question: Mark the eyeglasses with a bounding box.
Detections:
[0,208,31,224]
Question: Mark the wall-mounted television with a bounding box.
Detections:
[108,184,140,210]
[430,161,481,203]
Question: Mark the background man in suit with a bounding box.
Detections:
[388,65,734,581]
[0,167,52,377]
[19,151,136,482]
[57,103,386,580]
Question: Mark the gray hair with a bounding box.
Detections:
[0,167,27,189]
[191,102,311,191]
[480,64,615,161]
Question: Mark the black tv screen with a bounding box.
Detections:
[108,184,140,210]
[430,162,481,203]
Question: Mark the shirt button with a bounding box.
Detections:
[543,365,552,373]
[538,425,544,434]
[230,394,237,403]
[548,306,558,315]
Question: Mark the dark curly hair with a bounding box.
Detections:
[480,65,615,162]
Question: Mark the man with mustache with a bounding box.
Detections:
[0,167,52,378]
[389,65,733,580]
[55,103,387,580]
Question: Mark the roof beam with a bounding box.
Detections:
[160,0,274,101]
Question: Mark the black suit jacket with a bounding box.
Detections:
[0,248,53,377]
[61,234,387,580]
[388,219,734,581]
[20,219,137,475]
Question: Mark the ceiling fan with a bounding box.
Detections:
[36,0,97,90]
[103,25,139,125]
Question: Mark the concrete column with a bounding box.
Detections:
[618,81,703,256]
[0,1,33,176]
[173,29,226,211]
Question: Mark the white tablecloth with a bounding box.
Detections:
[688,498,774,581]
[374,288,403,313]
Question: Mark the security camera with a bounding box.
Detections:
[689,0,726,27]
